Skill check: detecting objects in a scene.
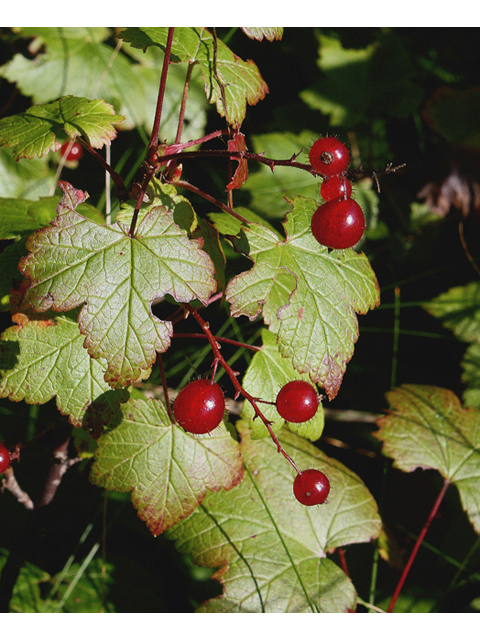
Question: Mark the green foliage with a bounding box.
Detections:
[167,427,381,612]
[1,26,480,614]
[226,196,380,399]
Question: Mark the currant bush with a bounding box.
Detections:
[0,442,11,474]
[293,469,330,506]
[173,379,225,434]
[311,198,365,250]
[276,380,320,423]
[309,136,350,177]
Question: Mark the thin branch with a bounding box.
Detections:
[172,332,261,352]
[183,302,300,473]
[387,477,451,612]
[76,138,128,202]
[174,178,251,224]
[148,27,175,157]
[1,467,34,510]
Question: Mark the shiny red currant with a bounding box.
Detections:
[0,442,11,474]
[173,379,225,434]
[276,380,319,423]
[60,140,83,162]
[309,137,350,177]
[320,174,352,202]
[293,469,330,506]
[311,198,365,250]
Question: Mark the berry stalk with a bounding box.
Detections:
[183,302,300,473]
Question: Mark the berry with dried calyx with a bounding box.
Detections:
[309,136,350,177]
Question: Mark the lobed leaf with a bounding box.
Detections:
[89,397,244,536]
[0,96,124,161]
[121,27,268,126]
[18,182,217,387]
[376,384,480,534]
[424,281,480,343]
[167,428,381,612]
[225,196,380,399]
[241,28,284,42]
[0,312,128,429]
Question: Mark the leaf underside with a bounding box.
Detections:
[17,181,217,387]
[225,196,380,399]
[167,427,381,612]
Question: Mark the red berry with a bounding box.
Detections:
[173,379,225,434]
[276,380,319,423]
[60,141,83,162]
[320,175,352,202]
[293,469,330,506]
[311,198,365,250]
[309,137,350,177]
[0,443,11,474]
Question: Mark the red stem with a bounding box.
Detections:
[174,179,250,224]
[159,148,312,174]
[175,62,196,144]
[129,28,175,238]
[172,332,261,352]
[387,476,451,612]
[183,303,300,473]
[76,138,127,201]
[148,27,175,157]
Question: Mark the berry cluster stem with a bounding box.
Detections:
[184,303,300,473]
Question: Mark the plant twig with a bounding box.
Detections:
[183,302,300,473]
[387,476,451,612]
[1,467,34,510]
[148,27,175,158]
[129,27,175,237]
[174,179,251,224]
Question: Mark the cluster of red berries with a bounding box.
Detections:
[172,378,330,506]
[309,136,365,250]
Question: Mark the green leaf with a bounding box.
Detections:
[18,181,217,387]
[425,283,480,408]
[300,33,423,127]
[376,384,480,534]
[89,397,244,536]
[0,312,128,429]
[1,28,207,137]
[121,27,268,126]
[461,341,480,409]
[241,28,284,42]
[0,148,54,199]
[167,428,381,612]
[0,195,104,240]
[225,196,380,399]
[0,548,51,613]
[241,328,324,441]
[0,96,124,160]
[423,87,480,149]
[424,281,480,343]
[242,130,320,220]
